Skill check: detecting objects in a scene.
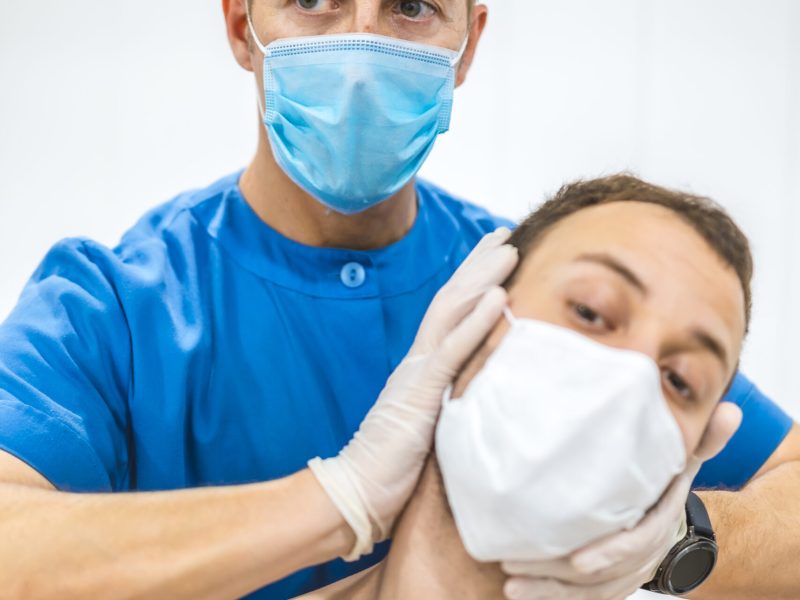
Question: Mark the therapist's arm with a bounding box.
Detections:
[0,230,516,599]
[692,424,800,600]
[0,450,353,599]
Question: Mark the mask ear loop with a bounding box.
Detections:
[245,2,269,55]
[245,2,269,119]
[450,35,470,67]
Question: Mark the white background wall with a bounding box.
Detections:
[1,1,798,419]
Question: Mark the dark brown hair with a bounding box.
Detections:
[507,174,753,330]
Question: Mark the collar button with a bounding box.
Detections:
[340,262,366,289]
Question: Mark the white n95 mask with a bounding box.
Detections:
[435,310,687,562]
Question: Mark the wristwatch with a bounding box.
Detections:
[643,492,718,596]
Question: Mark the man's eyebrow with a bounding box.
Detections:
[691,329,729,371]
[575,253,648,295]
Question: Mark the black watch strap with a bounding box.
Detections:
[685,491,715,539]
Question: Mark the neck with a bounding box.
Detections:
[378,458,506,599]
[239,125,418,250]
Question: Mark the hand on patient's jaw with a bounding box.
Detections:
[500,401,742,600]
[371,402,741,600]
[438,311,690,565]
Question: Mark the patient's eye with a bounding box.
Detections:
[573,303,608,329]
[664,370,692,400]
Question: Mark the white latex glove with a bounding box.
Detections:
[501,402,743,600]
[309,228,518,562]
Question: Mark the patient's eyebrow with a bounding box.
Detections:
[575,253,648,295]
[692,329,729,370]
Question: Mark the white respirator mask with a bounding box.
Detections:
[435,309,687,562]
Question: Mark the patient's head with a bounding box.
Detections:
[454,174,752,456]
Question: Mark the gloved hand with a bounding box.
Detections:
[501,401,743,600]
[309,228,518,562]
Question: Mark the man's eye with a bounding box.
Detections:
[296,0,335,12]
[395,0,437,20]
[665,370,692,400]
[574,303,606,327]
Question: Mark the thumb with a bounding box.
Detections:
[693,401,743,464]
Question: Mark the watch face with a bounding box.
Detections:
[670,544,717,594]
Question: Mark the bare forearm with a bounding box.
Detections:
[0,470,352,599]
[692,461,800,600]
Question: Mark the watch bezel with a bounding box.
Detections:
[654,533,718,595]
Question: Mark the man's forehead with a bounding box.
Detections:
[547,201,686,240]
[511,202,747,358]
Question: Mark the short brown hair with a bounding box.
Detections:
[507,174,754,330]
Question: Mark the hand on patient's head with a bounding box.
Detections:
[436,174,751,563]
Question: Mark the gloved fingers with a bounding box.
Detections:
[692,401,743,463]
[569,474,688,575]
[502,558,572,579]
[503,574,643,600]
[502,556,650,586]
[571,402,741,573]
[503,576,574,600]
[411,231,517,355]
[415,242,516,353]
[573,402,743,570]
[424,286,508,383]
[459,227,513,267]
[536,536,668,584]
[504,561,658,600]
[502,559,609,586]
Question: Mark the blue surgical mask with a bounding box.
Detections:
[246,15,466,214]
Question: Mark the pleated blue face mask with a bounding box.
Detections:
[246,13,467,214]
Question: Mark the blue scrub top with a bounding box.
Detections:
[0,171,792,598]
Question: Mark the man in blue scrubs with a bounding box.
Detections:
[0,1,797,598]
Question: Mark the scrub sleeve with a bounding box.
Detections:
[0,239,130,492]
